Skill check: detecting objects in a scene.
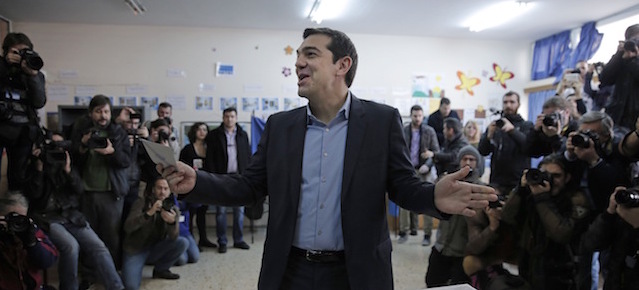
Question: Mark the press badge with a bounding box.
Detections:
[6,90,21,100]
[179,215,185,223]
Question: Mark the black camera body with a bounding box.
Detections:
[543,112,561,127]
[162,197,176,212]
[0,212,31,233]
[526,168,552,186]
[572,131,597,149]
[87,129,108,149]
[41,140,72,164]
[490,108,505,128]
[18,49,44,71]
[157,130,175,144]
[489,194,506,209]
[616,188,639,208]
[624,40,638,53]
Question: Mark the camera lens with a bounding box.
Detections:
[572,133,590,149]
[615,189,639,208]
[495,119,505,128]
[543,114,558,127]
[525,168,551,186]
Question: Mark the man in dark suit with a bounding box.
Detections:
[205,107,252,253]
[158,27,495,290]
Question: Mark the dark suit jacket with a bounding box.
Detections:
[204,123,251,174]
[185,95,445,290]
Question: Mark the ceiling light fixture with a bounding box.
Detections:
[307,0,348,24]
[125,0,146,15]
[463,1,534,32]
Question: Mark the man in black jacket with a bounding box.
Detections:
[0,32,47,191]
[70,94,131,266]
[205,107,252,253]
[428,97,460,147]
[599,23,639,131]
[526,96,578,158]
[478,91,533,195]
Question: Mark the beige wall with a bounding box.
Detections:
[14,22,532,128]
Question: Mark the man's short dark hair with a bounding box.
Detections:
[223,107,237,115]
[443,117,462,134]
[410,105,423,114]
[538,153,567,172]
[625,24,639,40]
[158,102,172,110]
[580,111,613,138]
[2,32,33,54]
[440,97,451,107]
[303,28,358,88]
[89,94,112,112]
[150,118,170,130]
[503,91,520,103]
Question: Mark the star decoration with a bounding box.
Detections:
[284,45,294,55]
[282,67,292,77]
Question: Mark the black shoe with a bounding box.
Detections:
[218,244,227,253]
[234,241,250,250]
[409,230,418,236]
[198,239,218,248]
[152,269,180,280]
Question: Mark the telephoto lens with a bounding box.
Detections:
[615,188,639,208]
[571,133,591,149]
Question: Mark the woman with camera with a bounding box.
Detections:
[0,32,47,191]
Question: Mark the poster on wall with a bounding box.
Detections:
[242,97,259,112]
[220,97,238,110]
[166,95,187,111]
[283,98,301,110]
[118,96,137,106]
[195,96,213,111]
[141,96,159,110]
[74,96,92,106]
[262,97,279,111]
[216,62,235,77]
[412,73,445,98]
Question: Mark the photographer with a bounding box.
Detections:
[70,94,131,267]
[0,32,46,191]
[478,91,533,195]
[599,23,639,131]
[501,154,593,290]
[565,111,631,213]
[122,177,188,290]
[581,187,639,290]
[0,191,58,290]
[116,107,149,220]
[25,131,124,290]
[144,102,180,160]
[526,96,578,157]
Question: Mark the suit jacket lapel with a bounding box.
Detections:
[342,95,366,201]
[286,108,307,209]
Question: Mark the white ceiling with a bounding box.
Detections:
[1,0,638,42]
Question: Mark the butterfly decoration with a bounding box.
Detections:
[489,63,514,89]
[455,71,481,96]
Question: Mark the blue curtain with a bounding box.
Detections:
[251,116,266,154]
[569,21,604,68]
[531,30,572,80]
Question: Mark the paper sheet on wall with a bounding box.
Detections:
[166,95,187,110]
[47,85,70,102]
[75,85,96,96]
[140,139,177,168]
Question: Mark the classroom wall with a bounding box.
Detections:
[13,22,533,131]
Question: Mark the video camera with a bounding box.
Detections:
[0,212,31,233]
[18,48,44,71]
[615,188,639,208]
[34,128,71,164]
[525,168,552,186]
[571,130,598,149]
[87,129,108,149]
[489,108,505,128]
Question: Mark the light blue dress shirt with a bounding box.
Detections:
[293,93,351,251]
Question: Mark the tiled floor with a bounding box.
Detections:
[72,228,433,290]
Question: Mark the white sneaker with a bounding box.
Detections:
[398,235,408,244]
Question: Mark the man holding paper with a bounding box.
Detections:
[158,27,495,290]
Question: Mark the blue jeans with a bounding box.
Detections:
[122,237,188,290]
[175,234,199,266]
[48,222,123,290]
[215,206,244,245]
